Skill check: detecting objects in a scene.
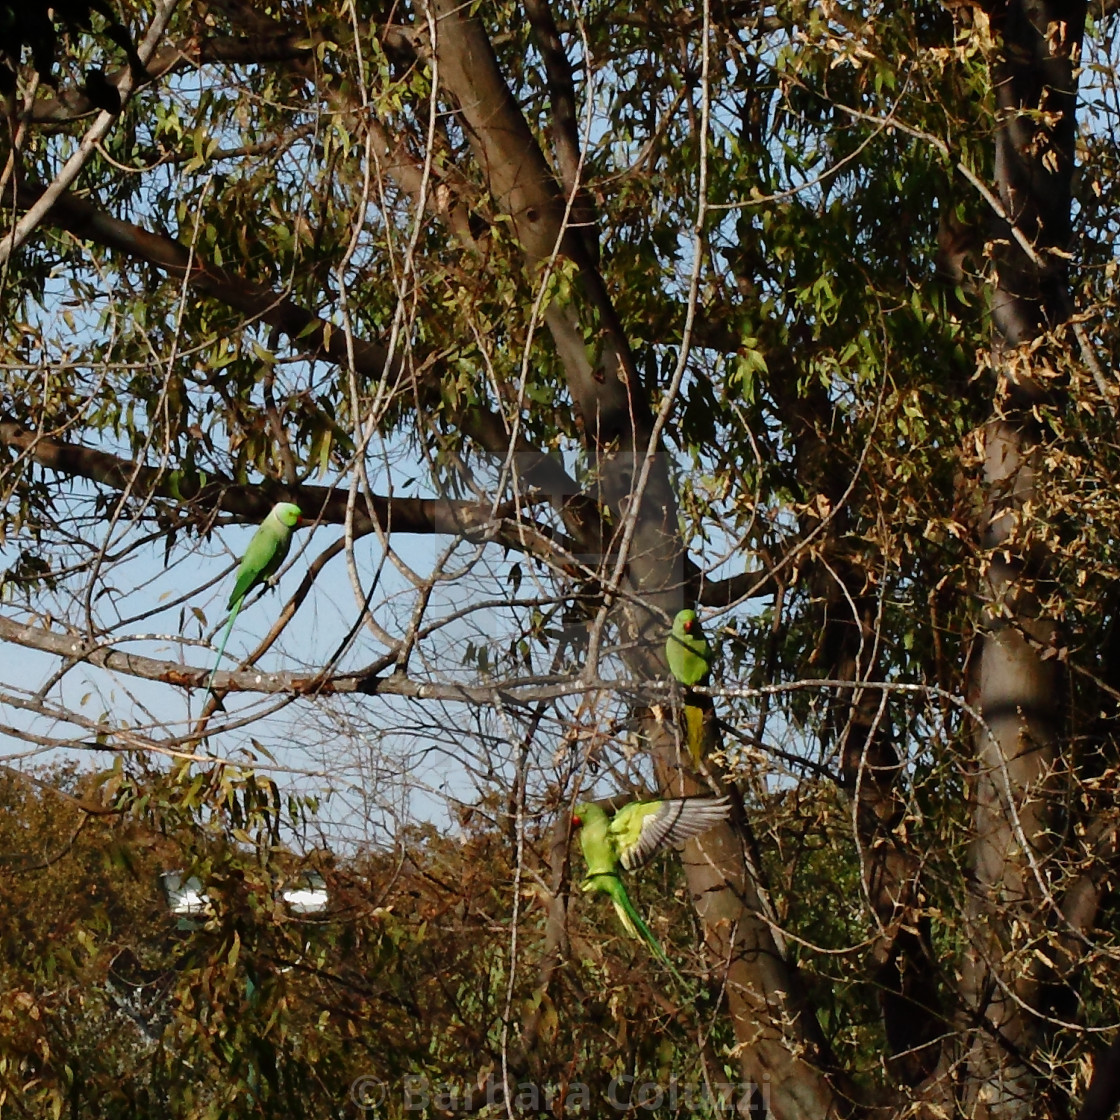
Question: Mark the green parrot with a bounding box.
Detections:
[205,502,302,698]
[572,795,731,985]
[665,608,713,765]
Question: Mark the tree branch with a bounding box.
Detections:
[14,182,400,381]
[0,416,577,556]
[0,611,609,704]
[523,0,599,263]
[429,0,644,455]
[0,0,179,264]
[30,25,417,123]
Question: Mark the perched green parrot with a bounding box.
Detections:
[205,502,302,697]
[665,609,713,765]
[572,795,731,985]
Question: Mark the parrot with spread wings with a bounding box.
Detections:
[572,795,730,984]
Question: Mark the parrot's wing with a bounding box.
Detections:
[226,521,287,608]
[227,557,263,609]
[665,631,711,686]
[612,796,731,870]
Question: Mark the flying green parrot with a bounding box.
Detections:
[572,795,731,985]
[665,608,713,765]
[205,502,302,698]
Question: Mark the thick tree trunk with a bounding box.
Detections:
[428,3,851,1113]
[654,747,847,1119]
[956,3,1085,1116]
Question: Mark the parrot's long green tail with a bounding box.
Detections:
[205,597,244,701]
[594,873,689,990]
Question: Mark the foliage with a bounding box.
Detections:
[1,0,1119,1117]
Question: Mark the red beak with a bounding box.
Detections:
[571,814,582,828]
